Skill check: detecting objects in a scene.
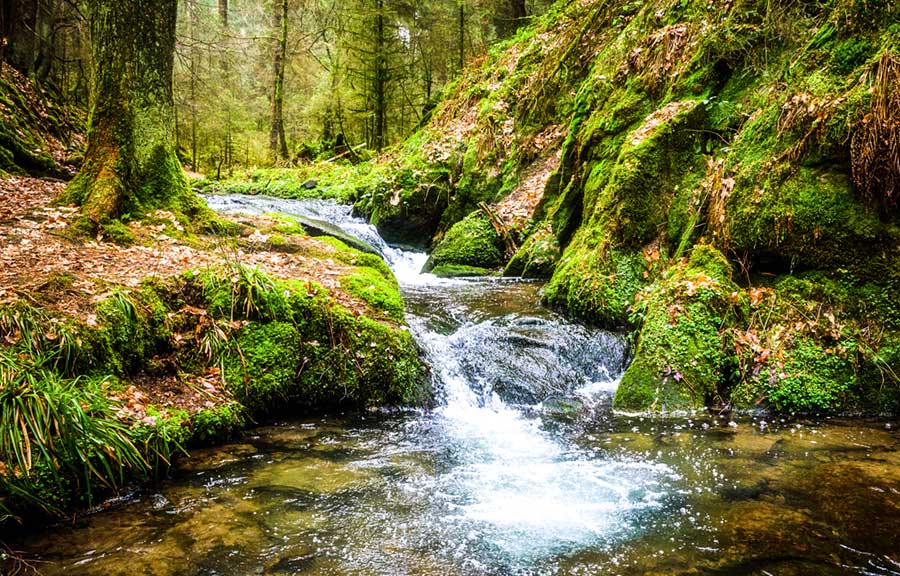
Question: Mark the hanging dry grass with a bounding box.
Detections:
[851,50,900,213]
[624,23,692,93]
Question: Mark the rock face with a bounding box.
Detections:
[366,0,900,413]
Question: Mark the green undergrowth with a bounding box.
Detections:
[0,241,427,524]
[197,162,378,204]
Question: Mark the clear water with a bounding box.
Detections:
[14,196,900,575]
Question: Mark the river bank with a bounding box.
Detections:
[0,180,429,527]
[8,209,899,573]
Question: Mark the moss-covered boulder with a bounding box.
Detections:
[423,211,504,273]
[431,264,496,278]
[615,246,740,412]
[729,271,900,414]
[505,227,560,278]
[543,100,708,325]
[354,157,453,247]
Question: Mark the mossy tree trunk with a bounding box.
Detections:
[269,0,288,161]
[65,0,200,225]
[372,0,386,151]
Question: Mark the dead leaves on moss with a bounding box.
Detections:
[629,100,698,146]
[0,178,376,322]
[494,147,562,230]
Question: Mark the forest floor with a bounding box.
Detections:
[0,175,377,424]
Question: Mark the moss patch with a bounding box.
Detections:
[424,211,504,272]
[615,246,740,412]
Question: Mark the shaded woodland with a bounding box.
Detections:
[1,0,549,174]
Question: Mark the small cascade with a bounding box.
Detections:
[204,194,672,567]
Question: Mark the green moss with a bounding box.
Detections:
[89,289,169,376]
[431,264,495,278]
[189,403,246,446]
[342,267,405,322]
[355,156,453,247]
[739,338,857,414]
[100,219,137,246]
[505,228,560,278]
[424,212,504,272]
[224,321,301,414]
[199,163,369,204]
[543,244,649,327]
[615,246,739,412]
[726,167,884,272]
[188,267,428,416]
[830,37,876,74]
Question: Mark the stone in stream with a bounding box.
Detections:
[451,315,628,405]
[292,213,380,255]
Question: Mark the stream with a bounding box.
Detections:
[16,195,900,575]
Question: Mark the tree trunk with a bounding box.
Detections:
[269,0,288,161]
[31,0,55,83]
[218,0,232,168]
[190,0,199,172]
[372,0,386,151]
[0,0,12,62]
[495,0,527,38]
[65,0,198,225]
[510,0,526,22]
[458,1,465,74]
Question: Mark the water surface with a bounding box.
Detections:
[16,196,900,576]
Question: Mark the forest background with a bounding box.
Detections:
[1,0,551,175]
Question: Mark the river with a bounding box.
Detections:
[15,196,900,575]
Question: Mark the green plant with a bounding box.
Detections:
[0,355,147,517]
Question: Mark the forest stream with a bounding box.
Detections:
[15,196,900,576]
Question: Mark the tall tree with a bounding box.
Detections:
[218,0,233,170]
[457,0,465,74]
[372,0,387,150]
[270,0,289,160]
[66,0,200,225]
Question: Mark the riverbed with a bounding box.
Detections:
[16,196,900,576]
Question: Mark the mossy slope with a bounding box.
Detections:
[0,65,82,178]
[0,235,428,523]
[380,0,900,413]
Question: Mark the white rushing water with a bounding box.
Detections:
[204,194,673,569]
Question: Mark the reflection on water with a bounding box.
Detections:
[14,196,900,575]
[19,415,900,576]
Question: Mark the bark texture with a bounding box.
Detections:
[66,0,198,224]
[269,0,288,161]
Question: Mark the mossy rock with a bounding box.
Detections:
[357,164,452,248]
[595,100,708,248]
[431,264,495,278]
[199,272,429,416]
[542,242,650,327]
[543,100,708,324]
[615,246,739,413]
[505,228,560,278]
[726,166,889,273]
[732,337,857,414]
[727,271,900,414]
[423,211,504,272]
